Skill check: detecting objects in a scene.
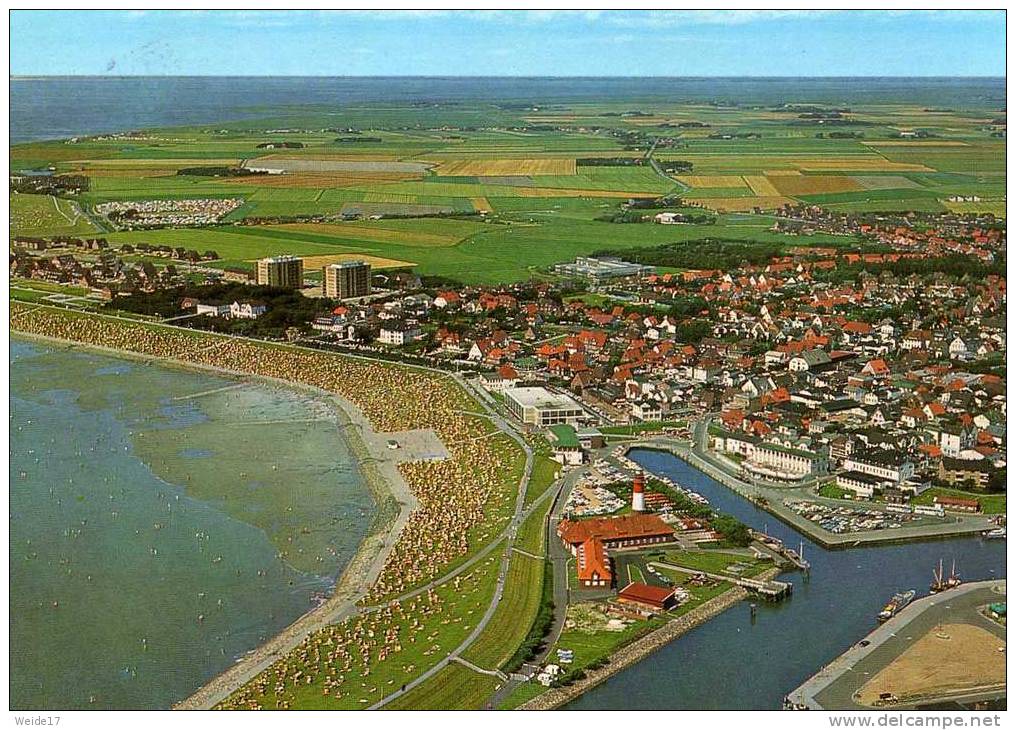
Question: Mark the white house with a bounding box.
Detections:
[229,301,267,319]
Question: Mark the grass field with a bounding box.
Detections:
[460,552,546,669]
[383,664,499,710]
[912,487,1006,515]
[10,193,101,237]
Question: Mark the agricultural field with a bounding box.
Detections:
[10,99,1005,282]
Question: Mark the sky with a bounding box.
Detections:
[9,10,1007,77]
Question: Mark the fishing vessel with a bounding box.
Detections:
[877,589,916,622]
[930,559,962,593]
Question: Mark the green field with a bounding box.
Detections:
[10,193,101,237]
[912,487,1006,515]
[10,98,1004,285]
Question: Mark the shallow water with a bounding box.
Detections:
[9,339,375,709]
[565,448,1006,710]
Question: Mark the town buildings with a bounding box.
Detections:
[504,386,585,427]
[323,260,371,299]
[256,255,304,288]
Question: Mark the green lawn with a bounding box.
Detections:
[10,193,101,237]
[383,664,499,710]
[460,552,546,670]
[913,487,1006,515]
[517,497,552,557]
[657,548,768,578]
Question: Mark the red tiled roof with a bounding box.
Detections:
[618,582,675,608]
[576,539,611,584]
[558,514,673,546]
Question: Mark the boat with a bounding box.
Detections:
[877,589,916,622]
[983,527,1006,540]
[930,559,962,593]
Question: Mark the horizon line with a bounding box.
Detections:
[10,74,1007,80]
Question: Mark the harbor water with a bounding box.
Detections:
[9,340,375,709]
[565,448,1007,710]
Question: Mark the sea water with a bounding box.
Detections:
[9,339,375,709]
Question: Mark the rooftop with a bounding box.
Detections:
[505,386,581,411]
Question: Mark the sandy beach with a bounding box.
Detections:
[10,329,429,709]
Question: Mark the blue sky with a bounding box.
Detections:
[10,10,1006,77]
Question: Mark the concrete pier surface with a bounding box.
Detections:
[787,580,1006,710]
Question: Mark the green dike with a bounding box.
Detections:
[461,553,546,670]
[524,454,561,508]
[517,496,552,557]
[221,548,502,709]
[382,664,499,711]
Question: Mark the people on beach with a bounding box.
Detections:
[12,304,524,709]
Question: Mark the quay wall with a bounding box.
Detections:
[520,568,780,710]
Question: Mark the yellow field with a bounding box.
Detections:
[267,223,466,247]
[691,196,795,212]
[743,175,782,196]
[471,196,492,212]
[677,175,748,188]
[433,158,577,176]
[292,253,416,270]
[769,175,864,196]
[765,170,803,176]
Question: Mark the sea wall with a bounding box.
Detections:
[520,568,781,710]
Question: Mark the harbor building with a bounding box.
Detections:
[256,255,303,288]
[744,442,828,481]
[324,260,372,299]
[504,386,585,427]
[558,513,675,553]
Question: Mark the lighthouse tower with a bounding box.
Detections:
[632,473,646,512]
